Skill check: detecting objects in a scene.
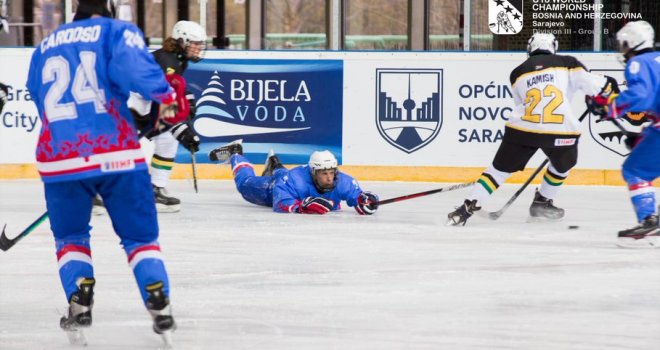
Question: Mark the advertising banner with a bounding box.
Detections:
[185,59,343,164]
[0,48,636,177]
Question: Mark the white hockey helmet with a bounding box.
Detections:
[172,21,207,61]
[616,20,655,56]
[172,20,207,45]
[527,33,558,56]
[308,150,338,192]
[308,150,338,174]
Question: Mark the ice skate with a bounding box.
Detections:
[617,215,660,248]
[153,185,181,213]
[262,149,285,176]
[92,195,106,216]
[528,189,564,221]
[447,199,480,226]
[209,139,243,162]
[145,281,176,347]
[60,277,95,346]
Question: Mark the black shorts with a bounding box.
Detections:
[492,127,579,173]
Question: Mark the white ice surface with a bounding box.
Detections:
[1,179,659,350]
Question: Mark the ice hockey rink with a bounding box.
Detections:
[1,179,659,350]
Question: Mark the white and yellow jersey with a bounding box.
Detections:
[507,53,607,136]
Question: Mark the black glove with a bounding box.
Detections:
[186,92,196,120]
[299,196,334,214]
[130,108,151,131]
[355,191,379,215]
[0,82,8,115]
[624,132,640,151]
[171,122,200,153]
[602,75,620,94]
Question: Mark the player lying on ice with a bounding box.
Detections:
[209,140,379,215]
[587,20,660,248]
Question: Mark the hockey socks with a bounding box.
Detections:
[539,164,568,200]
[124,242,170,304]
[56,239,94,303]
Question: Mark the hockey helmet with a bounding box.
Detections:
[527,33,558,56]
[308,151,338,192]
[172,21,207,62]
[616,20,655,61]
[74,0,113,20]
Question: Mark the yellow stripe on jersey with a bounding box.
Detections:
[504,123,581,136]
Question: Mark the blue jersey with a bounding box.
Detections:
[26,17,174,183]
[272,166,363,213]
[615,51,660,129]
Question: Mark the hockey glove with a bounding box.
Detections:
[586,94,617,120]
[602,75,621,94]
[130,108,151,131]
[186,93,197,119]
[299,196,334,214]
[0,82,7,115]
[158,100,179,125]
[171,122,201,153]
[355,191,379,215]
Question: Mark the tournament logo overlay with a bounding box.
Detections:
[184,60,343,164]
[488,0,523,35]
[376,69,443,154]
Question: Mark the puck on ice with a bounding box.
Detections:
[568,225,579,229]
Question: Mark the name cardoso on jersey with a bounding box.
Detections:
[40,25,101,53]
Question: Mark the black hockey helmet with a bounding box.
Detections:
[74,0,114,21]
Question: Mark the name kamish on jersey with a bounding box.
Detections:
[526,73,554,88]
[40,25,101,53]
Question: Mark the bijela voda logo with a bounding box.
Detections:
[488,0,523,35]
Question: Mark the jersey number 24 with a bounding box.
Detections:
[42,51,107,122]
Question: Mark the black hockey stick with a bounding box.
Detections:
[0,211,48,251]
[475,158,548,220]
[377,182,475,206]
[477,108,591,221]
[191,150,199,193]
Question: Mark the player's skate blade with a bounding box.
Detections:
[617,231,660,249]
[617,237,659,248]
[526,215,564,223]
[64,328,88,346]
[159,329,174,348]
[156,203,181,213]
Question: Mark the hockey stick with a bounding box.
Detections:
[191,150,198,193]
[476,158,548,220]
[477,108,591,221]
[377,182,475,206]
[0,211,48,251]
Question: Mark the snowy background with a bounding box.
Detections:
[1,179,659,349]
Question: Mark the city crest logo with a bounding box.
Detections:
[488,0,523,35]
[375,69,443,154]
[587,69,650,157]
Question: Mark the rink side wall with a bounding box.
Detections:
[0,48,650,186]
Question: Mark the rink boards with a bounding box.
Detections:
[0,48,648,185]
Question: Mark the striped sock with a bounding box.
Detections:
[539,165,568,199]
[469,165,511,204]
